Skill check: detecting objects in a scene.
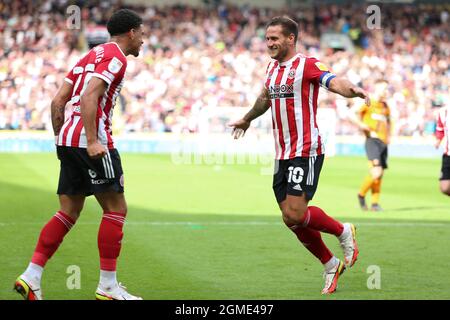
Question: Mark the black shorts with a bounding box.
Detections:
[365,138,388,169]
[57,146,124,196]
[273,155,324,203]
[440,154,450,181]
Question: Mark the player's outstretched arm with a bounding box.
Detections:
[51,81,73,138]
[228,88,270,139]
[328,77,370,106]
[80,77,108,159]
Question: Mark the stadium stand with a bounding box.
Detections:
[0,0,448,138]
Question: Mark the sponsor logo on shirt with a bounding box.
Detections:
[268,84,294,99]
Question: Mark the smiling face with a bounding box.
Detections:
[266,25,295,62]
[128,24,145,57]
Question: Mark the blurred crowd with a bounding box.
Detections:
[0,0,449,137]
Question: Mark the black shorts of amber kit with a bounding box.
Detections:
[56,146,124,196]
[440,154,450,181]
[365,137,388,169]
[272,155,324,203]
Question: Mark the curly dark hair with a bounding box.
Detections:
[107,9,143,36]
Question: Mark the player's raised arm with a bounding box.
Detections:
[328,77,371,106]
[51,81,73,139]
[228,87,270,139]
[80,77,108,159]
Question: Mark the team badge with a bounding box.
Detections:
[315,61,329,71]
[108,57,123,74]
[288,69,296,79]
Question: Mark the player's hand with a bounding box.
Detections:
[435,139,442,149]
[87,141,107,159]
[351,87,371,106]
[228,119,251,139]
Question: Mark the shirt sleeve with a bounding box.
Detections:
[304,57,336,90]
[91,53,125,86]
[64,68,76,85]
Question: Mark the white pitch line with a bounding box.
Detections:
[0,221,449,227]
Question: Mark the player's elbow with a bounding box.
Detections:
[80,92,97,109]
[51,96,67,109]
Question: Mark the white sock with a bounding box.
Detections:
[99,270,118,290]
[324,256,339,272]
[23,263,43,287]
[338,223,351,241]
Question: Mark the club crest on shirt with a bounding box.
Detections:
[288,69,296,79]
[108,57,123,74]
[315,61,329,71]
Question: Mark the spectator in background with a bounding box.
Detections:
[0,1,448,137]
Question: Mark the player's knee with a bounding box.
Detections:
[370,167,382,179]
[118,203,128,215]
[282,203,307,225]
[61,207,82,222]
[440,184,450,196]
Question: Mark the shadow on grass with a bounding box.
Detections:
[1,181,450,300]
[387,206,449,212]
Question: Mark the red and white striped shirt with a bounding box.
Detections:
[436,106,450,155]
[264,53,336,160]
[57,42,127,149]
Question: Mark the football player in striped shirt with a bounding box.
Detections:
[14,9,144,300]
[435,104,450,196]
[229,16,370,294]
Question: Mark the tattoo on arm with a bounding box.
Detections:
[51,100,66,136]
[51,82,72,136]
[244,89,270,122]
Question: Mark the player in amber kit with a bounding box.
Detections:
[229,16,370,294]
[352,80,391,211]
[435,104,450,196]
[14,9,144,300]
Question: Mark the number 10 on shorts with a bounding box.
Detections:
[288,166,304,183]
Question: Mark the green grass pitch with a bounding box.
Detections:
[0,153,449,299]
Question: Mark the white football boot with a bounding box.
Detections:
[95,283,142,300]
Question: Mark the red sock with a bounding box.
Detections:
[98,211,126,271]
[31,211,75,267]
[300,206,344,236]
[290,225,333,264]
